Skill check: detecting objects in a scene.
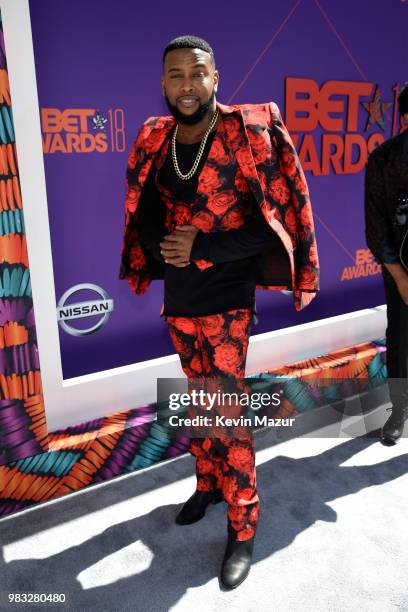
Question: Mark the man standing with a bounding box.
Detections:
[119,35,319,589]
[365,83,408,445]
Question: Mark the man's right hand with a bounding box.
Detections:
[160,225,199,267]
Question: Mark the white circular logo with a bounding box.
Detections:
[57,283,114,337]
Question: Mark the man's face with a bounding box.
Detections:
[161,47,219,125]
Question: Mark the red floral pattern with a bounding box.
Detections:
[206,190,236,216]
[213,342,242,376]
[194,259,214,271]
[119,101,319,312]
[166,308,259,541]
[173,203,191,226]
[201,314,225,338]
[227,445,253,473]
[198,166,222,193]
[191,210,215,232]
[155,122,254,271]
[221,208,245,229]
[229,317,248,340]
[269,175,290,204]
[234,171,250,193]
[207,138,231,165]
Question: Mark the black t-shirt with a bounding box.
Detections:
[137,127,281,317]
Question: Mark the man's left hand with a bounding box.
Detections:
[160,225,199,267]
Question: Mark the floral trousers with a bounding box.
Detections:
[166,307,260,541]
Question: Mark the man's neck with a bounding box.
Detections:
[175,104,217,144]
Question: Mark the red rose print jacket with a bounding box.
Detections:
[119,101,319,311]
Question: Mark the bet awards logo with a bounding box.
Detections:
[340,249,381,281]
[57,283,114,337]
[285,78,403,176]
[41,108,126,154]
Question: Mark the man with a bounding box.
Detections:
[365,82,408,445]
[119,35,319,590]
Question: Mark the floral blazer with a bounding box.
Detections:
[119,101,319,311]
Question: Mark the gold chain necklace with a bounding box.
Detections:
[171,110,219,181]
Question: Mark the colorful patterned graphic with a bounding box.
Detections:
[0,338,386,518]
[252,339,386,416]
[0,13,49,467]
[0,404,185,517]
[362,85,391,132]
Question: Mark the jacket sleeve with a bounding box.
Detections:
[268,102,319,299]
[118,119,158,293]
[364,152,399,264]
[137,169,166,264]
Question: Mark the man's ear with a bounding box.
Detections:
[161,76,165,96]
[213,70,219,93]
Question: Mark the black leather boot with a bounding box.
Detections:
[220,527,254,590]
[381,405,408,444]
[175,489,223,525]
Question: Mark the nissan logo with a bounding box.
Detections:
[57,283,114,337]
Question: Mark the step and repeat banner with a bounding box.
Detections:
[28,0,407,379]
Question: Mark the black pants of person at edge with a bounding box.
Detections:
[383,267,408,417]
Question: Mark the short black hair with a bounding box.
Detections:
[398,82,408,115]
[163,35,215,65]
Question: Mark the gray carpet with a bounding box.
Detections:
[0,404,407,612]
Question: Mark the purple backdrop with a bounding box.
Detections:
[28,0,407,378]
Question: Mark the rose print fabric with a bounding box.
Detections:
[119,101,320,312]
[166,308,251,378]
[144,123,276,318]
[166,308,259,542]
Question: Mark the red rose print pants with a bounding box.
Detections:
[166,308,260,541]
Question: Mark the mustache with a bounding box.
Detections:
[164,90,216,125]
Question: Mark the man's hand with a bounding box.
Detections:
[160,225,199,267]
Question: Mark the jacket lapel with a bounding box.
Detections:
[217,102,265,208]
[137,116,175,190]
[217,102,293,254]
[144,116,175,153]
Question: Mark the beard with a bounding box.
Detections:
[164,89,216,125]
